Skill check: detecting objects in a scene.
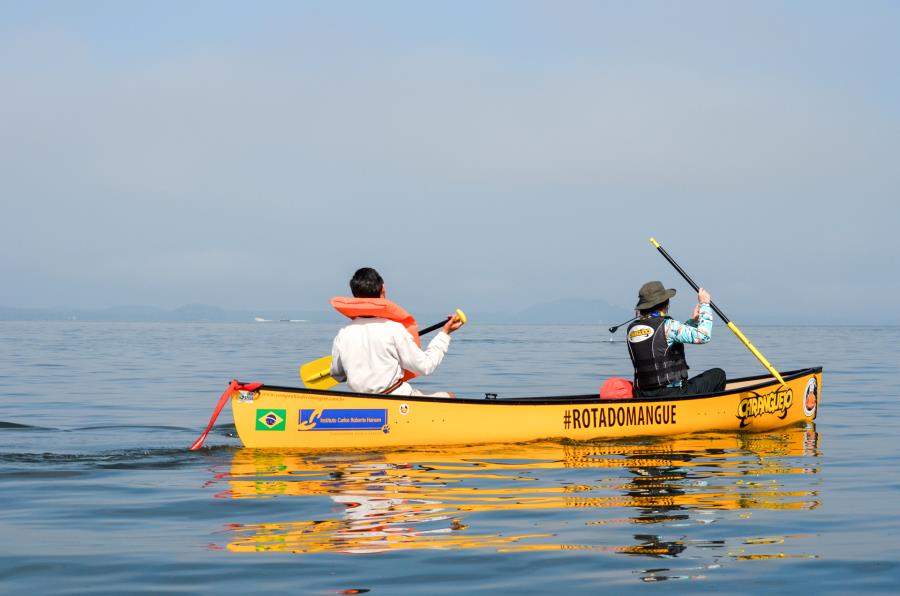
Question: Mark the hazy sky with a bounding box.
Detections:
[2,2,898,323]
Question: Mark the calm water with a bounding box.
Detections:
[1,322,899,594]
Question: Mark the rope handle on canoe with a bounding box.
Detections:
[189,379,263,451]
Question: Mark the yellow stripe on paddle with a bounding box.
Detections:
[299,309,467,390]
[649,238,786,386]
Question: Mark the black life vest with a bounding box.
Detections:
[626,316,689,391]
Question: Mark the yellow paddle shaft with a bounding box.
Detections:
[727,323,786,385]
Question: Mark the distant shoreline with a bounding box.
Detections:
[0,298,633,325]
[0,302,864,325]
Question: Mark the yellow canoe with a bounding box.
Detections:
[227,367,821,449]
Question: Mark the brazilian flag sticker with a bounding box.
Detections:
[256,409,286,431]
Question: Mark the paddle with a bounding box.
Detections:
[649,238,786,386]
[299,309,467,390]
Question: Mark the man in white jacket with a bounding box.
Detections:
[330,268,465,397]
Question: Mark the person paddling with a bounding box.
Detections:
[330,267,464,397]
[626,281,726,397]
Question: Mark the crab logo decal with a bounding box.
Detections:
[802,377,818,418]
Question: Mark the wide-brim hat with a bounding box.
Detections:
[635,281,676,310]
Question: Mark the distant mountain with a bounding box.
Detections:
[170,304,226,321]
[518,298,630,324]
[470,298,631,325]
[0,304,327,323]
[0,305,171,322]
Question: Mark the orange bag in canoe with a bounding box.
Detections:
[599,377,634,399]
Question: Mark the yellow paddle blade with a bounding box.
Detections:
[299,355,340,390]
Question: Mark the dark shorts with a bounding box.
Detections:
[635,368,726,398]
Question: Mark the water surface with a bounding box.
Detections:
[1,322,898,593]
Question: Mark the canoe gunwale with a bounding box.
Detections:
[245,366,822,406]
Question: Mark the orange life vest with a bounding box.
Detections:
[330,296,422,384]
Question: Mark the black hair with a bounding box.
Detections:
[350,267,384,298]
[639,299,669,316]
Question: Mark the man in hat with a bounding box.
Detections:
[625,281,726,397]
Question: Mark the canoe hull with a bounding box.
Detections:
[231,368,821,449]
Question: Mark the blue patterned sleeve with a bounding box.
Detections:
[665,304,713,345]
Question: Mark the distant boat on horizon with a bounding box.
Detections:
[255,317,307,323]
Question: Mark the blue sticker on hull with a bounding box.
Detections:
[299,408,388,431]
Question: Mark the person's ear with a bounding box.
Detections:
[380,286,386,298]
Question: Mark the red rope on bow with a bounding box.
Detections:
[189,379,263,450]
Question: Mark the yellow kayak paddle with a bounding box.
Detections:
[299,309,467,390]
[649,238,786,385]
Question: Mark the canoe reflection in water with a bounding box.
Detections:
[211,425,820,563]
